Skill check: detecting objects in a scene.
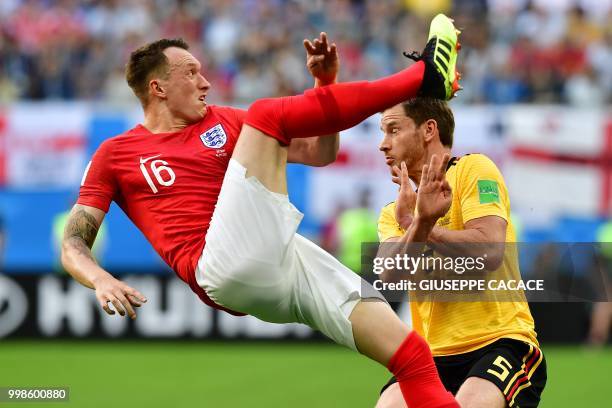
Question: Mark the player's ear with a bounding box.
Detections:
[422,119,437,144]
[149,79,166,99]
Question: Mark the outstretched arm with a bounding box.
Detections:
[62,204,147,318]
[287,32,339,166]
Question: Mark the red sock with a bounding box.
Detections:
[387,331,459,408]
[243,61,425,145]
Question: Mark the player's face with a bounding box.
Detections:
[379,105,426,176]
[160,47,211,123]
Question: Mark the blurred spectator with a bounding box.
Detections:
[0,0,609,106]
[0,213,4,270]
[591,221,612,346]
[336,188,379,274]
[320,202,347,257]
[587,300,612,346]
[565,66,606,106]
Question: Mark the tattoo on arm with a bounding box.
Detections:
[64,210,100,260]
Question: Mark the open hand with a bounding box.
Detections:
[93,274,147,319]
[416,154,452,222]
[303,32,339,85]
[392,161,416,229]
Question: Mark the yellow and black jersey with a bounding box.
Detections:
[378,154,539,356]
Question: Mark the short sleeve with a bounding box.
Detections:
[459,154,509,224]
[77,140,117,213]
[231,107,247,124]
[378,202,404,242]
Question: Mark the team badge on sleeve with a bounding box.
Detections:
[200,124,227,149]
[477,179,500,204]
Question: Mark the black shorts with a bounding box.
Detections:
[381,338,547,407]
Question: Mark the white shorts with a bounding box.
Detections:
[196,159,384,350]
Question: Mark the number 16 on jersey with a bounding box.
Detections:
[139,154,176,193]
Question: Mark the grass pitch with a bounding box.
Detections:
[0,341,609,407]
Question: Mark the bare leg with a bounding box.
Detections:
[455,377,505,408]
[376,377,507,408]
[224,125,455,408]
[231,125,290,194]
[350,300,411,365]
[376,376,508,408]
[232,125,409,365]
[377,383,407,408]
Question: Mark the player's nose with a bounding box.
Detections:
[198,73,211,90]
[379,137,390,152]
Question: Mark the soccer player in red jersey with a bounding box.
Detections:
[62,14,462,408]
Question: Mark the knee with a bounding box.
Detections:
[376,383,407,408]
[456,377,505,408]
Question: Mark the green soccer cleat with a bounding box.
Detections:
[404,13,462,100]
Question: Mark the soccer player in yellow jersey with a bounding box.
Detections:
[375,98,547,408]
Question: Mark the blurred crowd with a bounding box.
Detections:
[0,0,610,106]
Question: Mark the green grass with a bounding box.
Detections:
[540,346,610,407]
[0,341,609,407]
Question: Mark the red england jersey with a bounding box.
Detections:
[78,105,246,314]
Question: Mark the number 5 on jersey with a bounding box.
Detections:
[140,154,176,193]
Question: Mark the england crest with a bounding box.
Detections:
[200,124,227,149]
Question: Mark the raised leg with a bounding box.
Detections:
[231,125,289,194]
[206,14,462,406]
